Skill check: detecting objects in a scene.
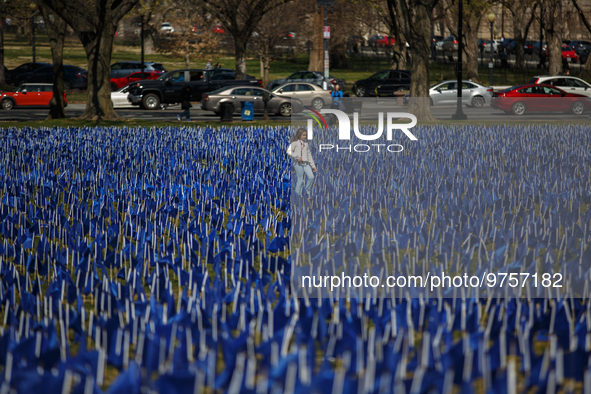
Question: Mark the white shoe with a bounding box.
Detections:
[177,115,181,121]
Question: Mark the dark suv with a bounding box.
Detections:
[17,65,88,90]
[110,61,166,78]
[354,70,411,97]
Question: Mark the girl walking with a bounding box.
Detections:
[287,128,317,201]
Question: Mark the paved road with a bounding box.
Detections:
[1,103,588,123]
[0,104,290,122]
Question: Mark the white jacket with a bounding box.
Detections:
[287,140,316,169]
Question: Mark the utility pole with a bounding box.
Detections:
[452,0,467,120]
[317,0,334,82]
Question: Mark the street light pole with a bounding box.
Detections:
[488,13,496,88]
[452,0,467,120]
[317,0,334,82]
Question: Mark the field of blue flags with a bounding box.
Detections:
[0,125,589,393]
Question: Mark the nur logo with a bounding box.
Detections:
[302,108,418,153]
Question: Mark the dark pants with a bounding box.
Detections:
[180,108,190,120]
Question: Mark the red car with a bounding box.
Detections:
[491,83,590,115]
[110,71,162,91]
[0,83,67,110]
[540,44,579,63]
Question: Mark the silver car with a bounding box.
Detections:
[403,80,493,107]
[267,71,347,91]
[271,83,332,110]
[200,86,302,116]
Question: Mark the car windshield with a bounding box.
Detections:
[208,87,230,94]
[119,85,131,93]
[561,46,572,51]
[152,64,166,71]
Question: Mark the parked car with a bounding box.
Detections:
[569,40,591,52]
[369,35,394,47]
[442,35,458,52]
[110,61,166,79]
[200,86,303,117]
[530,75,591,97]
[110,84,172,109]
[569,40,591,63]
[561,44,578,63]
[403,80,492,107]
[161,22,174,34]
[523,41,536,55]
[491,84,590,115]
[0,83,67,110]
[6,62,50,86]
[500,38,515,54]
[484,39,503,53]
[17,65,87,90]
[110,71,162,91]
[128,69,262,109]
[267,71,346,91]
[532,41,547,54]
[271,82,332,110]
[353,70,411,97]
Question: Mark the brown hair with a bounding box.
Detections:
[291,128,308,143]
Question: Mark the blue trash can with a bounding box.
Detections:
[241,101,254,121]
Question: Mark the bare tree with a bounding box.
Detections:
[571,0,591,78]
[35,0,67,119]
[250,5,298,87]
[155,2,219,68]
[41,0,139,120]
[133,0,175,54]
[387,0,441,121]
[443,0,489,83]
[543,0,562,75]
[505,0,537,73]
[203,0,292,79]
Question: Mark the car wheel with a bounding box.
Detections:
[311,98,324,110]
[1,98,14,110]
[511,101,526,115]
[356,85,367,97]
[159,103,168,110]
[110,83,118,91]
[142,93,161,110]
[278,102,292,117]
[570,101,585,115]
[63,80,72,90]
[471,96,485,108]
[396,86,406,92]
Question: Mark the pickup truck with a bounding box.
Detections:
[127,69,262,110]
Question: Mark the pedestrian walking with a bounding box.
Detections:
[331,84,344,110]
[287,128,317,202]
[205,59,213,70]
[177,85,192,121]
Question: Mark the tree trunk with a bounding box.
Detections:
[580,54,591,78]
[308,11,323,71]
[264,56,270,89]
[0,17,4,85]
[329,41,348,69]
[391,35,406,70]
[407,2,436,121]
[464,25,480,82]
[80,28,120,120]
[234,38,247,80]
[145,33,156,54]
[546,0,562,75]
[37,1,67,119]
